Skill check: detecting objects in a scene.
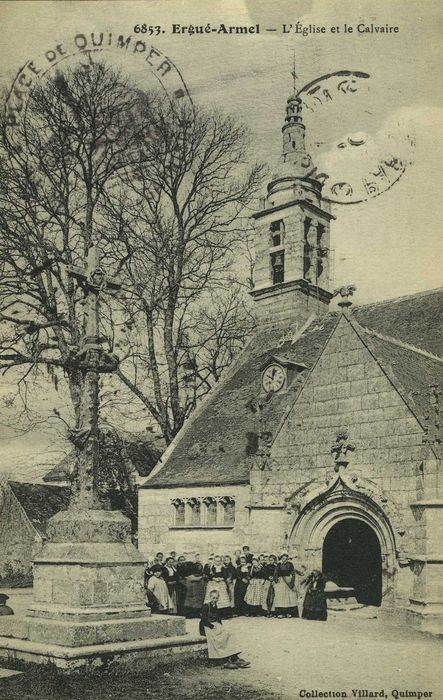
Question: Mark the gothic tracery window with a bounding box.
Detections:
[171,498,185,526]
[203,496,218,526]
[188,497,201,526]
[170,496,236,528]
[220,496,235,526]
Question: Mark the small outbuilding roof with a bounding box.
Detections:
[8,481,70,535]
[43,429,164,483]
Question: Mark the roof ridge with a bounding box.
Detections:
[356,325,443,363]
[352,286,443,310]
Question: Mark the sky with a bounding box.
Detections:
[0,0,442,479]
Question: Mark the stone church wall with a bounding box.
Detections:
[260,315,426,607]
[138,484,250,561]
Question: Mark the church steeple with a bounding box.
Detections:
[250,77,335,328]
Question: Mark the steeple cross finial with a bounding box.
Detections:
[291,51,298,95]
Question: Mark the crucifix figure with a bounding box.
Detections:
[67,245,121,510]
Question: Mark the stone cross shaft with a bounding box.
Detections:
[67,245,121,510]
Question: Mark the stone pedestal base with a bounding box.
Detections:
[0,508,206,666]
[0,632,206,671]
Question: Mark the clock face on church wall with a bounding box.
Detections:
[262,364,286,393]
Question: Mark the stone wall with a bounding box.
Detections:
[138,484,250,561]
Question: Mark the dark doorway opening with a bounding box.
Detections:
[322,518,382,606]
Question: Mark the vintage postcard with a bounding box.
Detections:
[0,1,441,699]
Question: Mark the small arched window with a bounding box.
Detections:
[188,497,201,526]
[220,497,235,526]
[171,498,185,527]
[203,497,218,526]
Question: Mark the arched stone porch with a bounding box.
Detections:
[286,475,405,610]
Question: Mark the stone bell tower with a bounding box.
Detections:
[251,90,334,327]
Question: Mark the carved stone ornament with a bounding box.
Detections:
[331,430,355,470]
[332,285,357,309]
[253,431,273,471]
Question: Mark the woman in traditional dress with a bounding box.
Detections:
[204,555,232,618]
[146,565,173,613]
[163,556,178,614]
[302,569,328,621]
[183,556,206,618]
[175,555,187,616]
[261,554,277,616]
[273,553,299,618]
[200,590,250,669]
[244,556,264,616]
[234,555,251,616]
[223,554,237,612]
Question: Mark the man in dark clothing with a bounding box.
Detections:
[242,545,253,564]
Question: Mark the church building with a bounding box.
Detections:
[138,90,443,634]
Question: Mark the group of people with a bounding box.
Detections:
[144,545,328,623]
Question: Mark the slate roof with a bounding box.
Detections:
[143,288,442,489]
[359,330,443,426]
[353,288,443,357]
[8,481,70,535]
[144,313,339,487]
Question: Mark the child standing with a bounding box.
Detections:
[146,564,173,613]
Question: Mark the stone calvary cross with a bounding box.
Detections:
[67,244,121,510]
[15,242,196,663]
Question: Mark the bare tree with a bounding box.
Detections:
[0,62,264,459]
[103,101,264,442]
[0,61,149,428]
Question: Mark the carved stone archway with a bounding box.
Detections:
[286,475,402,609]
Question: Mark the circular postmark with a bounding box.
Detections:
[298,70,415,205]
[4,31,192,142]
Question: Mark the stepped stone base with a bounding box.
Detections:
[0,633,206,671]
[0,508,206,669]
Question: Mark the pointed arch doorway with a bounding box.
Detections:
[322,518,382,606]
[288,476,400,610]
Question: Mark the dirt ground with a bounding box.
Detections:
[0,591,442,700]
